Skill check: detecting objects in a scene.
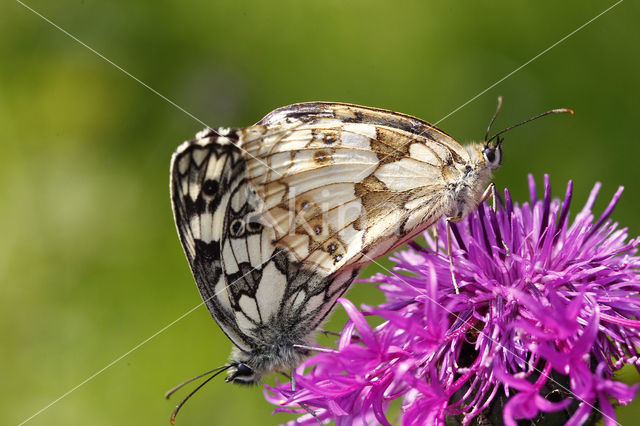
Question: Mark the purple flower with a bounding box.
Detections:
[265,175,640,425]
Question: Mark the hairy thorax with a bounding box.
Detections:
[229,341,311,384]
[442,144,493,220]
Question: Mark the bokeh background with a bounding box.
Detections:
[2,1,639,425]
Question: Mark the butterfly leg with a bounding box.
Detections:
[480,182,496,210]
[293,344,336,354]
[446,184,497,294]
[445,217,460,294]
[289,373,323,425]
[480,183,510,256]
[433,224,440,253]
[319,329,341,337]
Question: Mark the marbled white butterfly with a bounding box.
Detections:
[167,101,571,419]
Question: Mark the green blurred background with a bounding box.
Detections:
[2,1,639,425]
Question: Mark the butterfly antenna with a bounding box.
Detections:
[166,365,232,424]
[164,366,230,399]
[487,107,574,145]
[484,96,503,142]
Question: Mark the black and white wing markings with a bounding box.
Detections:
[170,136,256,351]
[170,131,361,355]
[218,161,361,347]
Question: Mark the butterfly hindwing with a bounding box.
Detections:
[171,136,257,350]
[171,130,362,353]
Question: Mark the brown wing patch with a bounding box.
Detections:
[356,188,408,231]
[313,150,334,165]
[310,129,340,147]
[355,174,388,196]
[371,127,411,164]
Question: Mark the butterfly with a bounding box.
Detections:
[168,100,571,420]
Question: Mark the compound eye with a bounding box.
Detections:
[483,145,501,168]
[235,363,253,376]
[227,363,258,385]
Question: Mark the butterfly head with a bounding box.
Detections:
[481,96,573,172]
[482,136,503,170]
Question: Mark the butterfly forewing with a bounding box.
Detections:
[240,102,473,268]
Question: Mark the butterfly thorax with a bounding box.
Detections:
[352,141,499,260]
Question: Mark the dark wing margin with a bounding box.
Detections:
[257,101,455,141]
[170,132,257,352]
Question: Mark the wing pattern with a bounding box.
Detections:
[171,102,482,365]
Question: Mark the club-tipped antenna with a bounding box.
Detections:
[486,106,574,145]
[484,96,504,142]
[165,365,233,424]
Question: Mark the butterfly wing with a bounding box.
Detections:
[171,130,360,352]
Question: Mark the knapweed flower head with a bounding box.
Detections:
[265,175,640,425]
